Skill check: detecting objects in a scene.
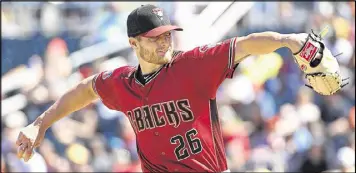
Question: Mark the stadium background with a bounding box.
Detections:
[1,2,355,172]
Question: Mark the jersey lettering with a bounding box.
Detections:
[133,108,145,132]
[126,99,194,132]
[177,99,194,122]
[162,101,181,128]
[127,111,138,134]
[151,104,166,127]
[142,106,155,129]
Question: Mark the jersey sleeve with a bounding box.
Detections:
[197,37,237,79]
[92,70,118,110]
[174,37,238,97]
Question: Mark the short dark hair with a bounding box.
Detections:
[135,36,142,41]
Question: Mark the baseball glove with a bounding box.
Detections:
[292,27,349,95]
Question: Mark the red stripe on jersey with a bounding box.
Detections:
[226,37,237,78]
[209,99,228,171]
[137,144,167,172]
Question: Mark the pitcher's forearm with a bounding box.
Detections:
[37,75,98,130]
[245,32,285,54]
[240,32,306,55]
[234,31,307,63]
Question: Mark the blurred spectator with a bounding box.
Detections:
[350,107,355,129]
[300,144,327,173]
[2,154,8,172]
[65,142,93,172]
[335,146,355,172]
[21,152,48,172]
[44,37,72,101]
[40,3,62,37]
[89,134,113,172]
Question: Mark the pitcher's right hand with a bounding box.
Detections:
[16,121,45,162]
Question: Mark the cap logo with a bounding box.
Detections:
[152,8,163,20]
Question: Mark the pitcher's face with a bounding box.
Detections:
[130,31,173,64]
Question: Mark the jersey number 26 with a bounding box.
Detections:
[170,128,203,161]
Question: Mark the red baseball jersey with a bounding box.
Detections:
[93,37,238,172]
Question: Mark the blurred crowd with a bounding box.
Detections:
[1,2,355,172]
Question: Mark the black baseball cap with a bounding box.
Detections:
[127,4,183,38]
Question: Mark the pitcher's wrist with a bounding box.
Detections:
[282,33,307,54]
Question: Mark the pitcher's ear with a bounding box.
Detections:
[129,37,139,49]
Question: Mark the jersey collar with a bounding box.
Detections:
[133,65,165,86]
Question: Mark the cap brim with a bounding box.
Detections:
[141,25,183,37]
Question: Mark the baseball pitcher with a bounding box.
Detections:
[15,4,347,172]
